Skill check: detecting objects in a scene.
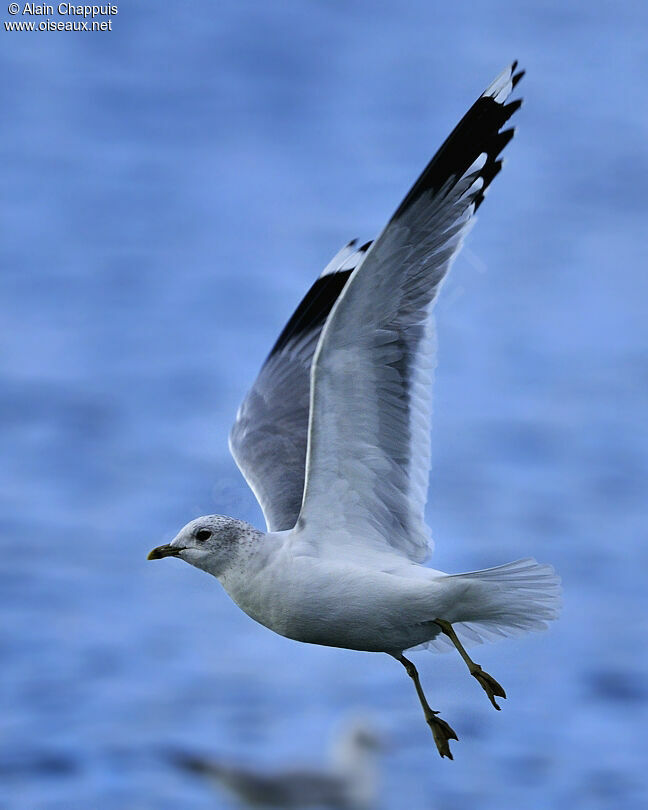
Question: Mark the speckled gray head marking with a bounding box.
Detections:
[187,515,247,544]
[147,514,262,578]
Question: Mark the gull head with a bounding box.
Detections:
[147,515,259,578]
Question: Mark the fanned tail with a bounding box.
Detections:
[422,558,561,652]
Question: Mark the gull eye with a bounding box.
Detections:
[195,529,212,542]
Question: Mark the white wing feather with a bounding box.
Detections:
[296,64,523,562]
[229,242,371,530]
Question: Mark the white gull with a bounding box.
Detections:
[148,62,561,759]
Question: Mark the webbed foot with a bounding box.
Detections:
[470,665,507,710]
[434,618,507,711]
[425,710,458,759]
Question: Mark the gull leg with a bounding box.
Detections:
[396,654,458,759]
[434,618,507,710]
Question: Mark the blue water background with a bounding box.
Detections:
[2,1,647,807]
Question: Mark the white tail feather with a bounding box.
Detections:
[420,558,561,653]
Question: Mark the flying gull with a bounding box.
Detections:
[148,62,561,760]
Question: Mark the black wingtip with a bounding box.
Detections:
[268,269,353,358]
[359,240,372,252]
[512,68,525,89]
[473,158,503,212]
[479,158,503,188]
[392,65,523,222]
[504,97,523,116]
[494,127,515,155]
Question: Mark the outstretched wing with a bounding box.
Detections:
[229,241,372,531]
[297,63,524,562]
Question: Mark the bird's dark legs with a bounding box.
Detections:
[396,653,458,759]
[433,618,507,710]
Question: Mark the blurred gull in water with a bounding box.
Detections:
[148,62,560,759]
[172,719,381,809]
